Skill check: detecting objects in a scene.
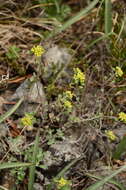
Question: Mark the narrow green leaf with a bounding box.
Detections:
[0,97,24,124]
[47,0,99,39]
[0,162,32,170]
[28,129,40,190]
[85,32,113,51]
[55,155,85,180]
[105,0,112,34]
[113,136,126,160]
[85,165,126,190]
[85,173,125,190]
[115,17,126,45]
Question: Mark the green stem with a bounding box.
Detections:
[0,97,24,124]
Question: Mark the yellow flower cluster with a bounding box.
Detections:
[57,177,71,189]
[73,68,85,86]
[20,113,36,128]
[119,112,126,122]
[64,90,74,99]
[115,66,123,77]
[61,90,74,111]
[31,45,45,57]
[64,100,72,109]
[105,130,117,141]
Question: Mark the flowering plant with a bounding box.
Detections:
[31,45,45,57]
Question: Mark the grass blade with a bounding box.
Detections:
[85,173,125,190]
[105,0,112,34]
[28,129,40,190]
[55,155,85,180]
[85,32,114,51]
[0,162,32,170]
[115,17,126,45]
[47,0,99,39]
[0,97,24,124]
[85,165,126,190]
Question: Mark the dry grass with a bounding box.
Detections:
[0,0,126,189]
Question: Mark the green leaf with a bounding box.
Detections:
[85,32,113,51]
[0,162,32,170]
[6,45,20,60]
[47,0,99,39]
[0,98,24,124]
[85,173,125,190]
[105,0,112,34]
[28,129,40,190]
[113,136,126,160]
[85,165,126,190]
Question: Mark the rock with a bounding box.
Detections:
[10,77,46,104]
[43,139,81,168]
[34,183,43,190]
[5,76,47,115]
[42,45,72,82]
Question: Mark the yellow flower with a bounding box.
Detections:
[73,68,85,86]
[31,45,45,57]
[119,112,126,122]
[64,100,72,109]
[64,91,74,100]
[20,113,36,127]
[57,177,70,188]
[105,130,117,141]
[115,66,123,77]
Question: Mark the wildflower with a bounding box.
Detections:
[105,130,117,141]
[64,90,74,100]
[119,112,126,122]
[31,45,45,57]
[57,177,71,188]
[63,100,72,109]
[73,68,85,86]
[20,113,36,130]
[58,92,73,112]
[115,66,123,77]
